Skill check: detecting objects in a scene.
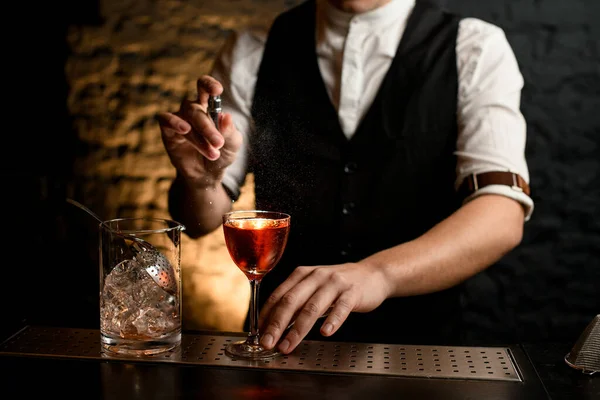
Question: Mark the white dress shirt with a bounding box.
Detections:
[212,0,534,220]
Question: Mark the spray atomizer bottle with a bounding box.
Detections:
[208,95,222,130]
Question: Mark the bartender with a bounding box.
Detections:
[157,0,533,354]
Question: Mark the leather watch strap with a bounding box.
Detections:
[459,171,531,199]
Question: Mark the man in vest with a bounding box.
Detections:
[157,0,534,354]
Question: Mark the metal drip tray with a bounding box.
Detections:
[0,326,522,382]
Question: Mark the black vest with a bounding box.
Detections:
[250,0,464,345]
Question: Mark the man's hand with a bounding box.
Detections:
[258,263,391,354]
[257,194,525,355]
[157,75,242,186]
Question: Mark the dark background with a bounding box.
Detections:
[4,0,598,346]
[444,0,600,345]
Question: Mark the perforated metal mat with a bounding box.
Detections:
[0,326,522,381]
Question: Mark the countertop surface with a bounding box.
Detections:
[0,325,597,400]
[521,341,598,400]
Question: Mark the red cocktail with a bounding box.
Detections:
[222,210,290,360]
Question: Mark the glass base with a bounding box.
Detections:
[101,331,181,356]
[225,339,282,360]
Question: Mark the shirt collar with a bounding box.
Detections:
[320,0,416,32]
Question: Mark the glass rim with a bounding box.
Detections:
[223,209,290,220]
[100,217,186,234]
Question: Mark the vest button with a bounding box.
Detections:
[344,162,358,174]
[342,202,355,215]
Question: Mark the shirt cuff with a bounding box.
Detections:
[462,184,534,222]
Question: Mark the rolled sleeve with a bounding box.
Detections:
[455,18,534,221]
[464,184,534,221]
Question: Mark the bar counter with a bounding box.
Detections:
[0,325,597,399]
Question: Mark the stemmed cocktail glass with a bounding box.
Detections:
[222,210,291,360]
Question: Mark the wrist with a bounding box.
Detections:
[357,258,396,301]
[176,171,222,191]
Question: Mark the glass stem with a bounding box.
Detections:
[247,279,261,346]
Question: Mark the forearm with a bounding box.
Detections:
[168,174,233,238]
[363,194,525,298]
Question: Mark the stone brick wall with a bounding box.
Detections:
[61,0,306,333]
[6,0,598,344]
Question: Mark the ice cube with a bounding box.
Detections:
[100,259,179,339]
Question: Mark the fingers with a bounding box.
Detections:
[275,289,341,354]
[157,111,191,138]
[218,113,243,155]
[197,75,223,105]
[259,267,313,329]
[158,76,241,170]
[180,99,224,148]
[177,99,224,161]
[319,294,353,337]
[259,268,354,355]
